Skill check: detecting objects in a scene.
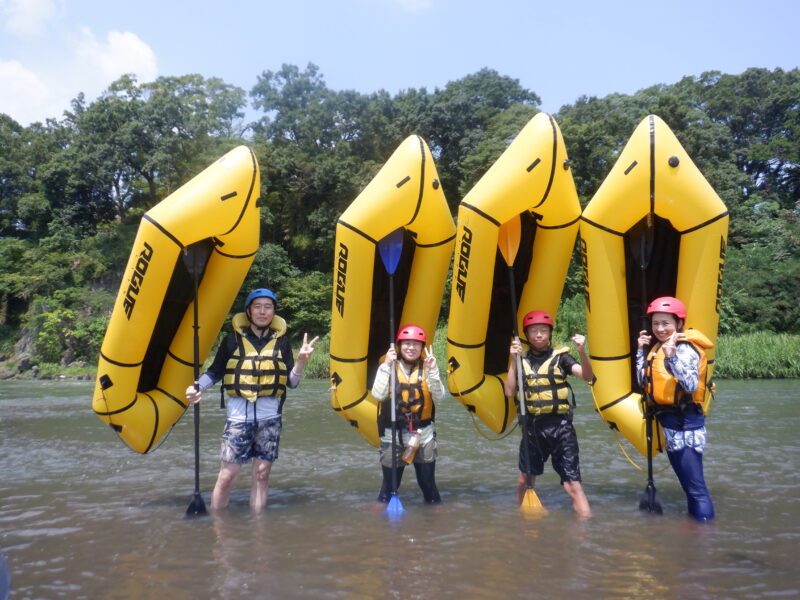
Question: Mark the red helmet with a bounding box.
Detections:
[396,324,426,344]
[522,310,554,329]
[646,296,687,320]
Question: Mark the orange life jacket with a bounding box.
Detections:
[395,360,434,426]
[645,329,713,406]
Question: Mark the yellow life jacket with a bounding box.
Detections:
[644,329,713,406]
[521,345,574,416]
[395,360,435,426]
[223,313,288,402]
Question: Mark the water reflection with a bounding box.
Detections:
[0,379,798,598]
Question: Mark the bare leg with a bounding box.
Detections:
[563,481,592,519]
[211,461,242,510]
[250,458,273,511]
[516,471,538,504]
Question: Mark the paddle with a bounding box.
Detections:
[378,228,405,518]
[184,244,208,518]
[634,215,663,515]
[498,216,545,515]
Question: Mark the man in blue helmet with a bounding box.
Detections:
[186,288,318,511]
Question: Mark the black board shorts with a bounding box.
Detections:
[518,414,582,483]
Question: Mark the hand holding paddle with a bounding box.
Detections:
[383,345,397,365]
[637,330,652,349]
[185,383,203,405]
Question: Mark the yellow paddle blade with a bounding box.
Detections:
[498,215,522,267]
[519,488,548,517]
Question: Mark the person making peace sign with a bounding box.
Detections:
[186,288,318,511]
[371,324,445,504]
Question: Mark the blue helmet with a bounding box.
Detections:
[245,288,277,311]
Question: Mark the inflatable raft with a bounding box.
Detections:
[329,136,455,447]
[580,115,729,456]
[92,146,261,453]
[446,113,582,433]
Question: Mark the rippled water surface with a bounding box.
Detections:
[0,379,798,599]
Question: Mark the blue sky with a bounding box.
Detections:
[1,0,797,126]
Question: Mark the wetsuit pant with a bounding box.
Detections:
[377,463,441,504]
[667,447,715,521]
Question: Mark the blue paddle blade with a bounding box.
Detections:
[385,494,405,520]
[378,228,404,275]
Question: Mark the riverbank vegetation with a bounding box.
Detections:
[0,66,797,379]
[14,329,799,382]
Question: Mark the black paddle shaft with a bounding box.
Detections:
[508,265,534,489]
[388,273,399,497]
[185,247,207,518]
[638,216,662,514]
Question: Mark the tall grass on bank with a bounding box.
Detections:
[302,333,331,379]
[714,331,800,379]
[22,329,798,381]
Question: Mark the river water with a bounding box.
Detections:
[0,379,797,599]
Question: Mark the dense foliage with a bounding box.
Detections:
[0,66,797,373]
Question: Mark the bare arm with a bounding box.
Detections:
[503,339,523,397]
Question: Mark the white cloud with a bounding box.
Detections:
[0,26,159,124]
[1,0,58,37]
[0,59,53,124]
[74,27,158,83]
[391,0,433,13]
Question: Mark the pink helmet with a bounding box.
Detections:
[646,296,687,320]
[396,324,426,343]
[523,310,554,329]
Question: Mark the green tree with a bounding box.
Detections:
[0,114,30,236]
[52,74,248,224]
[250,64,376,271]
[278,270,331,345]
[26,287,114,365]
[427,68,541,207]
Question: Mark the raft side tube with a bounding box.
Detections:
[446,113,581,433]
[329,136,454,446]
[581,116,728,456]
[92,146,260,453]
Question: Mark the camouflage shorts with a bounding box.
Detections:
[219,418,282,464]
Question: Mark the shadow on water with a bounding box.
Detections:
[0,379,798,598]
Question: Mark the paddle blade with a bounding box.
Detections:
[519,488,548,517]
[498,215,522,267]
[378,228,405,275]
[638,482,663,514]
[185,492,208,518]
[385,493,405,521]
